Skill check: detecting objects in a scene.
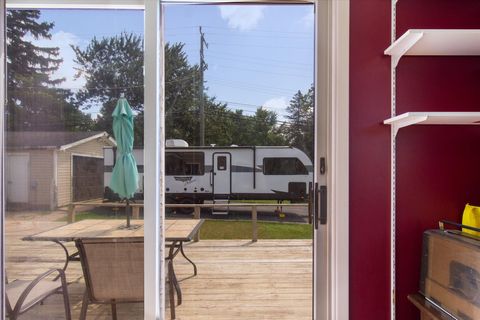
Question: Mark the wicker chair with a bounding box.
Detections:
[76,237,179,320]
[5,268,71,320]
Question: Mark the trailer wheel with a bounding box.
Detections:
[177,197,194,215]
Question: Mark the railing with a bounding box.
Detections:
[68,200,309,242]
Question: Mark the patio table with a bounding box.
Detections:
[23,218,204,316]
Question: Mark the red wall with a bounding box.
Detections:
[350,1,480,319]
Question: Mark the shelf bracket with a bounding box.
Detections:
[391,115,428,137]
[388,31,424,68]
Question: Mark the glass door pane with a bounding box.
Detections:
[162,4,315,319]
[5,8,145,319]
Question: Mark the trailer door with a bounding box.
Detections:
[213,153,231,198]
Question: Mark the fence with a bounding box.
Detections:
[68,201,310,242]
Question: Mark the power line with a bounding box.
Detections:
[208,42,313,51]
[210,64,312,79]
[207,75,306,93]
[200,50,312,67]
[208,53,313,69]
[207,80,294,97]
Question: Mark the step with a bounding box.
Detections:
[212,199,230,215]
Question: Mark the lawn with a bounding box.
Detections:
[69,211,312,240]
[200,220,312,239]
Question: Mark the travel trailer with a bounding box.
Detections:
[104,140,313,206]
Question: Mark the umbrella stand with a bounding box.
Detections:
[126,198,131,228]
[118,198,140,230]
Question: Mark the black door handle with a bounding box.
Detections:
[314,183,327,229]
[319,185,327,225]
[314,183,319,229]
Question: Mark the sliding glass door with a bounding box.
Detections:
[1,1,349,319]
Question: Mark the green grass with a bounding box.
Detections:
[200,220,312,240]
[57,210,128,222]
[63,212,312,240]
[230,200,292,204]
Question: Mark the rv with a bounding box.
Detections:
[103,140,313,207]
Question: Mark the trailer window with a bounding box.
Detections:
[217,156,227,171]
[263,158,308,175]
[166,152,204,175]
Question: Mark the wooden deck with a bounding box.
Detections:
[5,220,312,319]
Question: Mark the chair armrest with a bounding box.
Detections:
[12,268,67,316]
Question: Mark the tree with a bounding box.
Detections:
[281,85,314,159]
[6,9,93,132]
[72,32,144,142]
[164,43,201,145]
[73,35,203,146]
[220,108,285,147]
[73,33,287,147]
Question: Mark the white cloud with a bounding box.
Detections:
[29,31,86,90]
[263,97,288,116]
[219,6,265,31]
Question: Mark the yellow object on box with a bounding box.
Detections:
[462,204,480,237]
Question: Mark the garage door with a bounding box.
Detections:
[72,155,104,202]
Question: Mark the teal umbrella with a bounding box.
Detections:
[109,97,139,227]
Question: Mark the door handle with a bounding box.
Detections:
[319,185,327,225]
[314,183,327,229]
[314,183,319,229]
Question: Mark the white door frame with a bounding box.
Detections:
[314,1,349,320]
[0,1,5,318]
[2,1,349,319]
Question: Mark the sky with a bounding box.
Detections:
[35,5,314,120]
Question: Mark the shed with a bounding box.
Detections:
[6,131,116,210]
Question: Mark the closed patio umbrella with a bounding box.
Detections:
[109,96,139,228]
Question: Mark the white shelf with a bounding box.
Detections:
[384,29,480,67]
[384,112,480,137]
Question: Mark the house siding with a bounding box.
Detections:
[56,138,109,207]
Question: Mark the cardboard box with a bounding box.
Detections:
[420,230,480,320]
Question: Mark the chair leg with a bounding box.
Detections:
[59,272,72,320]
[168,260,176,319]
[170,263,182,305]
[62,289,72,320]
[111,302,117,320]
[80,291,89,320]
[180,242,197,276]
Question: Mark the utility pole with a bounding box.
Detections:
[199,26,208,146]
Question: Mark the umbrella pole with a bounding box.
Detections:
[126,199,131,228]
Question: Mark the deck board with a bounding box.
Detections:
[6,220,312,319]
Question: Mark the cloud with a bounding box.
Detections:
[263,97,288,116]
[28,31,86,90]
[219,6,265,31]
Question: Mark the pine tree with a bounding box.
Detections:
[282,85,314,158]
[6,10,92,131]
